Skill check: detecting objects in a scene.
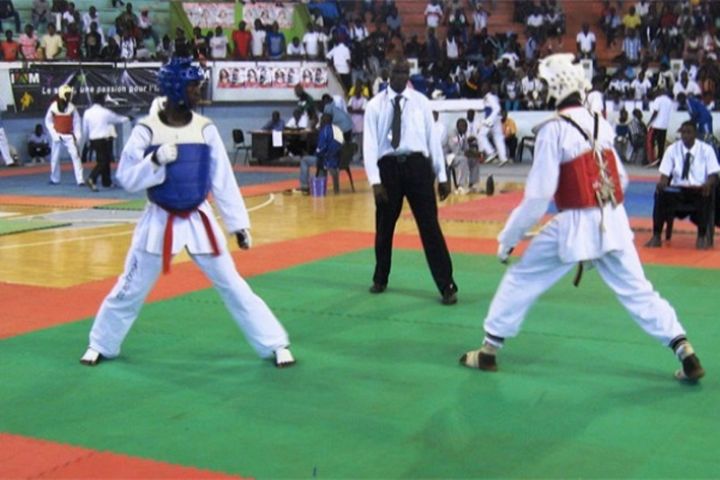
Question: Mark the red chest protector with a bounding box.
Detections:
[554,113,624,211]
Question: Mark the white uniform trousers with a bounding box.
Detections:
[478,122,508,163]
[89,247,290,359]
[0,127,13,165]
[49,135,83,184]
[484,220,686,346]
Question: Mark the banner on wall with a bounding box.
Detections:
[183,2,236,29]
[243,2,294,29]
[213,62,328,101]
[9,65,162,113]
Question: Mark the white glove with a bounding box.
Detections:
[153,143,178,166]
[236,229,252,250]
[497,243,514,264]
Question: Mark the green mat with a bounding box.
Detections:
[94,199,148,211]
[1,250,717,478]
[0,218,71,236]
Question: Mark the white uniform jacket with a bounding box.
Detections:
[499,106,633,263]
[118,111,250,257]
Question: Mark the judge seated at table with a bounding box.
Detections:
[261,110,286,160]
[263,111,285,131]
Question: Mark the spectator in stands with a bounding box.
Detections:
[386,6,402,40]
[576,22,596,61]
[231,21,251,60]
[404,34,422,58]
[18,24,39,60]
[32,0,50,29]
[350,17,369,43]
[525,5,545,43]
[28,124,50,164]
[119,28,136,60]
[209,26,229,60]
[61,2,79,31]
[82,6,99,33]
[138,7,158,48]
[472,3,489,35]
[500,69,521,112]
[444,31,461,68]
[84,21,102,59]
[524,33,539,62]
[673,70,701,102]
[265,21,285,60]
[1,29,19,60]
[0,0,20,33]
[622,6,642,32]
[155,34,173,62]
[448,7,468,43]
[545,0,565,47]
[501,110,518,161]
[63,21,80,59]
[630,68,652,106]
[645,121,719,249]
[190,26,207,59]
[521,68,544,109]
[601,5,621,47]
[286,35,305,59]
[40,23,63,60]
[372,68,389,95]
[115,2,137,37]
[622,28,642,65]
[251,18,266,59]
[424,0,443,30]
[322,93,353,143]
[302,22,324,60]
[101,35,120,60]
[327,39,352,91]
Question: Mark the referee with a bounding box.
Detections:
[363,59,458,305]
[82,93,130,191]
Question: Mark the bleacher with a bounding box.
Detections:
[11,0,170,48]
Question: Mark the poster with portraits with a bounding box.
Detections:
[183,2,236,29]
[213,62,328,101]
[242,3,294,29]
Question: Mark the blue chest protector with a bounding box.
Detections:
[147,144,212,212]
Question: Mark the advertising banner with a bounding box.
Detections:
[9,64,162,113]
[183,2,236,29]
[243,2,294,29]
[213,61,328,101]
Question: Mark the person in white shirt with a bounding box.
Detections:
[82,6,100,34]
[576,23,596,60]
[363,59,458,305]
[646,121,719,249]
[326,40,352,90]
[45,85,83,185]
[209,26,229,59]
[424,0,443,29]
[478,82,508,166]
[82,93,130,190]
[302,22,324,59]
[584,77,606,116]
[250,18,266,58]
[447,118,481,193]
[672,71,701,101]
[647,89,675,165]
[630,70,652,102]
[472,4,488,34]
[138,7,159,48]
[521,70,544,109]
[286,35,305,58]
[460,53,705,383]
[80,57,295,369]
[119,30,136,60]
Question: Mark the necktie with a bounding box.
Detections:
[682,152,691,180]
[391,95,402,149]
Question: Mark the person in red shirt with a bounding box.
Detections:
[231,20,251,59]
[63,22,81,60]
[1,29,19,61]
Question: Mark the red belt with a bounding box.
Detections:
[162,209,220,273]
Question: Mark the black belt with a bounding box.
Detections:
[380,152,426,163]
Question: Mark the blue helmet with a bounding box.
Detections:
[157,57,204,106]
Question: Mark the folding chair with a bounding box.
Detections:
[232,129,251,165]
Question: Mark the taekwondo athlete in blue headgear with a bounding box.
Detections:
[81,57,296,368]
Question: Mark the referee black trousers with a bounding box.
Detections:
[373,154,456,294]
[88,138,114,187]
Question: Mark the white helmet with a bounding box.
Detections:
[537,53,590,105]
[58,84,74,101]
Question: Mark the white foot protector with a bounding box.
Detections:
[80,347,102,366]
[274,347,296,368]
